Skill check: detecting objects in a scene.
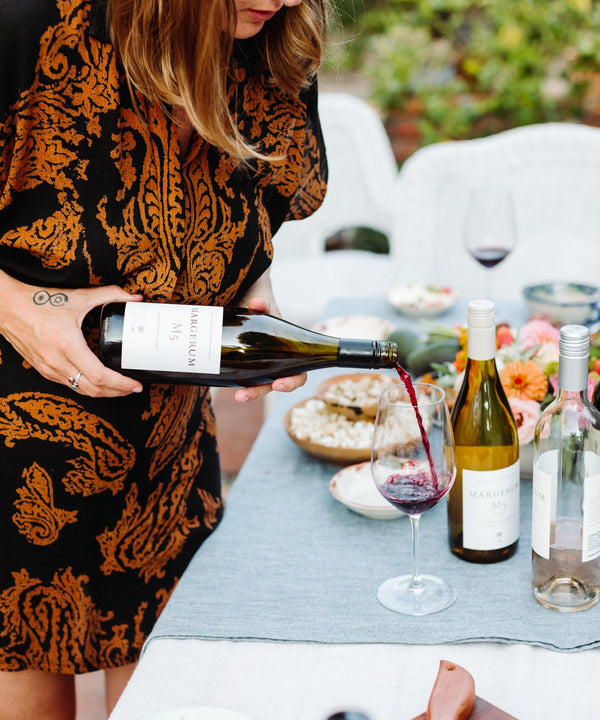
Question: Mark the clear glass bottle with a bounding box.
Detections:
[532,324,600,612]
[98,302,398,387]
[447,299,520,562]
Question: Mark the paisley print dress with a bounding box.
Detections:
[0,0,327,673]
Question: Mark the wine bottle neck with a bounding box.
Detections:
[465,357,499,386]
[555,389,589,405]
[467,324,495,361]
[337,339,398,368]
[558,354,589,393]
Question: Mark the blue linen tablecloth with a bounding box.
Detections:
[145,298,600,654]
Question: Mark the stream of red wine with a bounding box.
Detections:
[396,364,439,488]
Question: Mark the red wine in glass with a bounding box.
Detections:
[470,246,511,269]
[463,187,517,293]
[371,380,457,615]
[396,364,438,488]
[377,461,454,515]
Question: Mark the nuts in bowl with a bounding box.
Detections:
[284,397,375,465]
[284,373,428,465]
[284,373,398,465]
[315,372,398,421]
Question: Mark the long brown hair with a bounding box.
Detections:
[107,0,328,160]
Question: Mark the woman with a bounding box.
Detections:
[0,0,328,716]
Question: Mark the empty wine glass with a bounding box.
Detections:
[371,382,456,616]
[464,185,517,297]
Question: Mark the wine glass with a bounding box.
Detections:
[463,185,517,297]
[371,382,456,616]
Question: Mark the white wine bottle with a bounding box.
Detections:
[98,302,399,387]
[447,299,520,563]
[531,324,600,612]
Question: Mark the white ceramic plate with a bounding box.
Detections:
[142,708,254,720]
[312,315,394,340]
[330,461,406,520]
[385,283,458,318]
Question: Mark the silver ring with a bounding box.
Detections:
[68,372,82,390]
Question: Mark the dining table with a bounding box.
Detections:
[109,296,600,720]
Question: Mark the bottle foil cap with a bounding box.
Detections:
[558,324,589,392]
[559,324,589,359]
[467,299,496,360]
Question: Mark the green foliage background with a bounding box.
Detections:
[326,0,600,145]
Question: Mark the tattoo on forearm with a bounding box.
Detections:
[33,290,69,306]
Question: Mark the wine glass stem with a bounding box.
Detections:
[408,514,425,593]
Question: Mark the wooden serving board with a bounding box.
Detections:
[411,695,519,720]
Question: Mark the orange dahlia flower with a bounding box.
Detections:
[500,360,548,401]
[454,348,468,373]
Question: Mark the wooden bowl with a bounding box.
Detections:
[315,372,399,421]
[283,397,374,465]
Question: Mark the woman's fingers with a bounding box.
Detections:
[233,372,307,403]
[59,328,143,397]
[0,280,145,397]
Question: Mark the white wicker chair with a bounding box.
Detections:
[270,92,399,326]
[390,122,600,301]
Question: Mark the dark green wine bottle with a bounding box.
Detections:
[98,302,398,387]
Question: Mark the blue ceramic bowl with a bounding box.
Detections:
[523,282,600,325]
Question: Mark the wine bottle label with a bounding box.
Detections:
[532,450,600,562]
[121,303,223,374]
[462,460,520,550]
[582,465,600,562]
[531,461,554,560]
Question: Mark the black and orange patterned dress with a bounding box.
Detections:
[0,0,327,673]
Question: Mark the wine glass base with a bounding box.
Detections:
[377,574,457,616]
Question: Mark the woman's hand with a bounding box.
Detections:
[234,273,307,403]
[0,270,144,397]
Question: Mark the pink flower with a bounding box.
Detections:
[532,342,559,367]
[588,375,596,402]
[508,397,541,445]
[518,319,560,352]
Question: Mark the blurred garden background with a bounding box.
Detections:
[322,0,600,165]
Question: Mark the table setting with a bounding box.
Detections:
[110,292,600,720]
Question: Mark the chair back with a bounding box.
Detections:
[391,122,600,301]
[270,92,399,325]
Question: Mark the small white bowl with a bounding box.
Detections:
[385,283,458,318]
[523,282,600,325]
[329,462,406,520]
[312,315,394,340]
